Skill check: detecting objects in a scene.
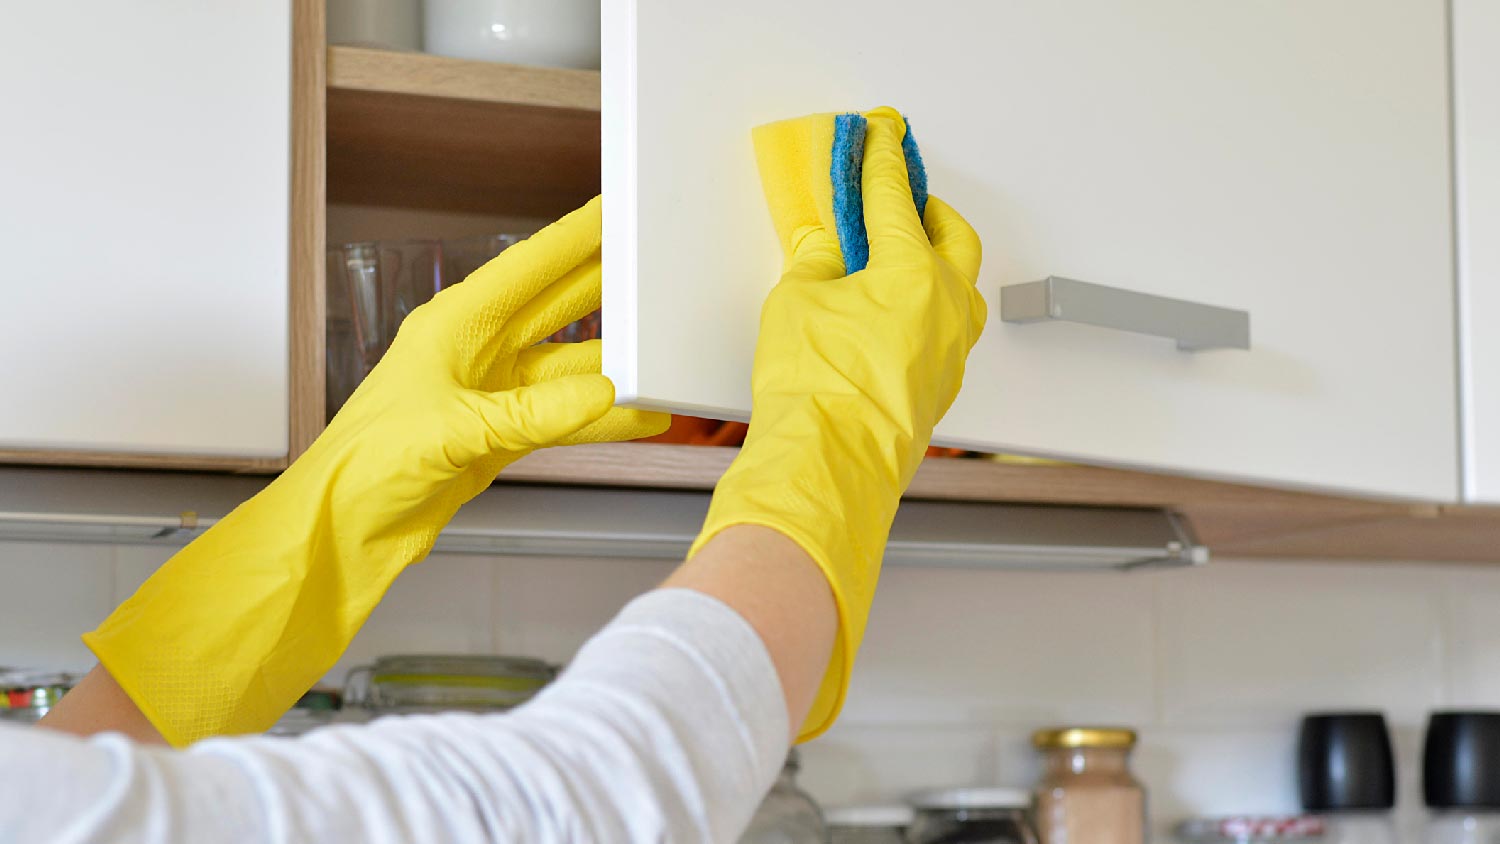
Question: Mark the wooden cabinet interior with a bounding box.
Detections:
[325,46,600,218]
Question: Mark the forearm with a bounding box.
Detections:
[43,458,441,746]
[38,664,164,744]
[661,525,837,740]
[76,454,412,745]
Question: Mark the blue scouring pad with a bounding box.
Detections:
[830,113,930,274]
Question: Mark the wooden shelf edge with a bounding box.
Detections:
[0,449,285,474]
[504,443,1500,562]
[6,439,1496,561]
[505,443,734,490]
[327,45,600,112]
[505,443,1404,510]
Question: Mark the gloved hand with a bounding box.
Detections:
[689,108,986,741]
[84,197,668,746]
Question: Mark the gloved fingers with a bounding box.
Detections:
[500,254,603,353]
[456,374,617,466]
[509,341,671,443]
[861,107,929,268]
[515,339,603,385]
[556,406,672,446]
[784,226,846,283]
[923,195,983,284]
[439,196,603,319]
[966,284,990,346]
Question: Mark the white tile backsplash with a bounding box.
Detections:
[1439,569,1500,708]
[324,553,498,685]
[845,566,1156,726]
[1157,562,1446,726]
[6,532,1500,830]
[1132,726,1302,835]
[0,540,114,671]
[112,543,175,600]
[490,554,677,662]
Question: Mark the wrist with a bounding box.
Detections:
[706,408,909,564]
[731,398,922,506]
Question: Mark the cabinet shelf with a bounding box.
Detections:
[506,443,1500,563]
[326,46,601,217]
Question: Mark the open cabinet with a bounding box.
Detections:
[600,0,1459,501]
[1454,0,1500,504]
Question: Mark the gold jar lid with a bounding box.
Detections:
[1032,727,1137,749]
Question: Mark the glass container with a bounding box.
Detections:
[344,654,556,716]
[327,0,421,50]
[907,789,1037,844]
[1298,713,1397,844]
[325,239,446,416]
[267,688,343,737]
[1426,812,1500,844]
[1319,813,1396,844]
[1175,816,1326,842]
[0,671,77,724]
[825,805,912,844]
[325,234,532,418]
[440,232,525,284]
[740,749,827,843]
[424,0,602,69]
[1425,711,1500,844]
[1032,727,1146,844]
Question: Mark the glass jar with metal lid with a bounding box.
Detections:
[907,788,1038,844]
[0,671,78,723]
[344,654,557,716]
[740,748,827,843]
[1032,727,1146,844]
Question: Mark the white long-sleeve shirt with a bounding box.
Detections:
[0,589,791,843]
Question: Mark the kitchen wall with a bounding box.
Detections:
[4,537,1497,838]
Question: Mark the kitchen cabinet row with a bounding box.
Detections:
[1,0,1496,506]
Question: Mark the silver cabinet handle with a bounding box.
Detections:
[1000,276,1251,351]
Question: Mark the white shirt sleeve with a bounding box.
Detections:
[0,589,791,844]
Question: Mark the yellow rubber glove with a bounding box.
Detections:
[690,108,987,741]
[84,198,668,746]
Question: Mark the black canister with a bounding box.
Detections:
[1424,711,1500,808]
[1298,712,1396,810]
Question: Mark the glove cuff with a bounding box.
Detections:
[689,407,911,739]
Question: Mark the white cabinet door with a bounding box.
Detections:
[0,3,291,458]
[1454,0,1500,503]
[602,0,1457,500]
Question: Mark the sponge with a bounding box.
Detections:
[753,108,928,275]
[831,112,929,273]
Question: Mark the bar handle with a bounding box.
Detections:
[1000,276,1251,351]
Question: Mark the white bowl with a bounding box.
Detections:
[424,0,601,69]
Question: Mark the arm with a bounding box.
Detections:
[663,526,836,739]
[40,664,165,744]
[43,525,831,747]
[686,106,986,740]
[5,588,791,843]
[16,107,982,842]
[44,109,979,751]
[40,198,669,746]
